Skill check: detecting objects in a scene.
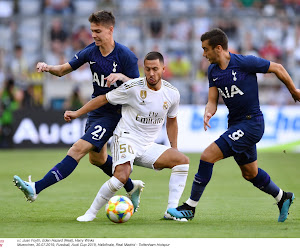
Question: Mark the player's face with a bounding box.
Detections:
[202,40,219,64]
[144,59,165,90]
[90,22,113,47]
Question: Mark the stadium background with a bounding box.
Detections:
[1,0,300,151]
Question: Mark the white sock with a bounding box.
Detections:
[186,198,198,207]
[166,164,189,212]
[275,189,283,203]
[86,176,124,216]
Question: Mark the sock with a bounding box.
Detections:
[86,176,124,216]
[167,164,189,211]
[96,155,134,193]
[186,160,214,207]
[35,155,78,194]
[249,168,281,201]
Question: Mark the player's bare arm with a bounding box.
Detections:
[204,86,219,131]
[104,73,131,87]
[36,62,73,77]
[166,117,178,149]
[267,62,300,102]
[64,95,108,122]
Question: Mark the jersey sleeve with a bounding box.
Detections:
[106,83,130,105]
[207,65,215,88]
[68,45,90,70]
[119,48,140,79]
[239,55,270,73]
[167,90,180,118]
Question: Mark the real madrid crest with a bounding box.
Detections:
[163,101,168,110]
[140,90,147,105]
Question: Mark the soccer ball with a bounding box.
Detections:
[105,195,134,223]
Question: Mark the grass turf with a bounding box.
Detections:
[0,149,299,238]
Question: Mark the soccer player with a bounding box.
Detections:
[167,28,300,222]
[64,51,190,222]
[13,10,144,211]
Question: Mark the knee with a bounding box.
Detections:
[180,154,190,165]
[89,155,106,167]
[68,142,89,161]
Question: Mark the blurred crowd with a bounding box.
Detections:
[1,0,300,146]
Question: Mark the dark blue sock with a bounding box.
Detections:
[35,155,78,194]
[96,155,134,193]
[190,160,214,202]
[249,168,280,197]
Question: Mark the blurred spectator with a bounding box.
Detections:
[168,52,192,78]
[140,0,162,13]
[259,39,282,62]
[50,18,68,44]
[71,25,93,51]
[0,78,22,148]
[44,0,73,15]
[22,84,43,109]
[9,44,29,86]
[0,48,6,89]
[97,0,119,12]
[64,86,85,110]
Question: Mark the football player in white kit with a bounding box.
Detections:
[64,51,189,221]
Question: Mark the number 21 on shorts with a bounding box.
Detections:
[91,125,106,140]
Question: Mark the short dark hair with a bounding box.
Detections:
[144,51,164,64]
[88,10,115,27]
[201,28,228,50]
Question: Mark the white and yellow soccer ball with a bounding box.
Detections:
[105,195,134,223]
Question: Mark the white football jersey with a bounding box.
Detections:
[106,77,180,146]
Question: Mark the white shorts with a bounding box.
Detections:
[110,132,170,173]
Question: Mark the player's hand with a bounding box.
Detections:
[204,112,212,131]
[36,62,50,73]
[104,73,126,87]
[291,89,300,102]
[64,110,79,122]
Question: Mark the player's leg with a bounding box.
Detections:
[135,144,189,220]
[13,139,93,202]
[89,143,141,195]
[77,162,131,222]
[167,141,223,220]
[239,159,295,222]
[77,134,137,222]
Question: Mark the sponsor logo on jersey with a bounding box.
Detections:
[213,77,218,81]
[89,61,96,64]
[136,111,164,124]
[218,85,244,99]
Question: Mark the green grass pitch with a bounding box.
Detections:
[0,149,299,238]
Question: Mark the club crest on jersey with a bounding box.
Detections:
[163,101,168,110]
[232,70,237,81]
[112,62,117,72]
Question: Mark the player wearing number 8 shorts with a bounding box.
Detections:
[167,28,300,222]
